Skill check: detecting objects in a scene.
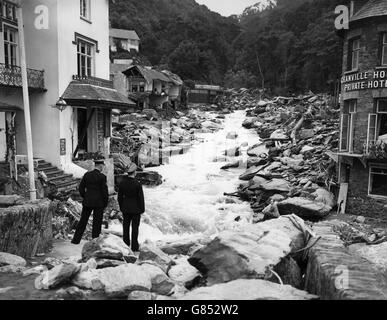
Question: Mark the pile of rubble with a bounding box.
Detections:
[111,110,209,167]
[222,92,340,222]
[0,216,320,300]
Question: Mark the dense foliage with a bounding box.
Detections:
[110,0,344,93]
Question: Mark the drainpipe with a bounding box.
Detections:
[17,1,37,201]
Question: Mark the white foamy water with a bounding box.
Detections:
[139,110,264,243]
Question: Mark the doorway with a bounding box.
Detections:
[77,108,88,153]
[0,112,6,162]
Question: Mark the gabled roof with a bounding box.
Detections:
[162,70,183,86]
[351,0,387,22]
[123,65,170,83]
[110,28,140,41]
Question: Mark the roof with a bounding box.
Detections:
[0,101,21,112]
[351,0,387,22]
[110,28,140,41]
[162,70,183,86]
[62,82,136,109]
[123,65,171,83]
[110,63,133,74]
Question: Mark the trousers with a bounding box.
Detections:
[122,213,141,251]
[72,206,104,244]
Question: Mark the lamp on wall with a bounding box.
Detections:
[51,98,68,112]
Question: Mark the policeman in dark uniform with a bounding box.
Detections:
[71,160,109,244]
[118,163,145,252]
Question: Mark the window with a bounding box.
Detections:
[369,165,387,198]
[348,38,360,71]
[3,27,18,67]
[366,100,387,153]
[382,34,387,66]
[131,85,138,93]
[340,100,356,152]
[80,0,90,20]
[139,86,145,92]
[77,40,94,77]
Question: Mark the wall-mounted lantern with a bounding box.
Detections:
[51,98,68,112]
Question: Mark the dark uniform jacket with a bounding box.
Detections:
[118,176,145,215]
[79,169,109,208]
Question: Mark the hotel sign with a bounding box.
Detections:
[341,69,387,92]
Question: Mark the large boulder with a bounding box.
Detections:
[179,279,318,300]
[188,228,292,285]
[158,237,209,256]
[139,243,173,273]
[243,215,308,252]
[270,129,289,141]
[98,264,152,298]
[0,252,27,267]
[349,242,387,273]
[135,171,163,186]
[82,234,136,263]
[277,197,332,220]
[140,263,175,295]
[168,257,202,288]
[239,165,266,181]
[249,178,290,193]
[35,263,81,290]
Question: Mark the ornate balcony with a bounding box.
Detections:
[0,63,45,91]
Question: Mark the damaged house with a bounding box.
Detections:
[112,65,183,110]
[338,0,387,215]
[0,0,135,192]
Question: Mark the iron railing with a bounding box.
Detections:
[72,75,114,89]
[0,63,45,90]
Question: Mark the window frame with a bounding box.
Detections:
[348,37,360,71]
[368,164,387,199]
[340,100,357,152]
[382,33,387,66]
[77,39,95,78]
[80,0,91,21]
[3,25,18,67]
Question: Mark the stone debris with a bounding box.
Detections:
[81,234,137,263]
[0,252,27,267]
[167,257,202,289]
[35,263,81,290]
[188,228,292,285]
[178,279,318,300]
[223,91,339,222]
[138,243,174,273]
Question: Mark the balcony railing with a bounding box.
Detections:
[0,63,45,90]
[364,140,387,159]
[72,75,114,89]
[0,0,18,24]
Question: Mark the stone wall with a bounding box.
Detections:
[346,159,387,216]
[305,220,387,300]
[0,200,54,258]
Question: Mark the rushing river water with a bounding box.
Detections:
[136,110,265,243]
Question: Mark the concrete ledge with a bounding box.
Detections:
[305,220,387,300]
[0,200,54,258]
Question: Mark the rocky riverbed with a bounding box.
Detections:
[2,91,387,300]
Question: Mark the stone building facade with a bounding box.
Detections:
[338,0,387,216]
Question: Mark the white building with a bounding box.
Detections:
[0,0,134,188]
